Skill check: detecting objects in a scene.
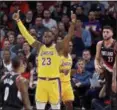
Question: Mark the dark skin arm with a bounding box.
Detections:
[56,12,76,56]
[16,77,31,110]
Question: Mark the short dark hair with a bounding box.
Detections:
[103,25,113,32]
[83,49,91,53]
[11,56,20,69]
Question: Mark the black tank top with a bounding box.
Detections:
[101,40,116,72]
[2,72,23,109]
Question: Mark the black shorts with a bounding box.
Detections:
[2,106,22,110]
[104,69,112,97]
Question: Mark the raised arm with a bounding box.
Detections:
[12,10,43,51]
[56,11,76,55]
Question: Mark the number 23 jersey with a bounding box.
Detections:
[37,44,61,78]
[101,40,116,72]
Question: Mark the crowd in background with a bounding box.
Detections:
[0,1,117,110]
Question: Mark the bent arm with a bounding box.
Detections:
[17,20,43,50]
[95,41,102,68]
[56,22,75,54]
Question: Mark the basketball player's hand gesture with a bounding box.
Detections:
[12,10,20,21]
[71,11,76,24]
[95,64,103,74]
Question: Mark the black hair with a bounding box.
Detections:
[103,25,113,32]
[11,56,20,69]
[83,49,91,53]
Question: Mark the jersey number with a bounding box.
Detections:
[42,58,51,65]
[4,87,9,101]
[4,87,22,101]
[108,57,113,62]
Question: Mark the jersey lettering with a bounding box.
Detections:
[42,58,51,65]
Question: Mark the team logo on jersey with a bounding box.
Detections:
[40,51,54,56]
[101,51,113,57]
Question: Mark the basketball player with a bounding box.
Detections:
[12,10,76,110]
[60,41,74,110]
[95,25,117,110]
[0,56,31,110]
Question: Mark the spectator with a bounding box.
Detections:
[82,49,95,74]
[11,34,25,54]
[29,28,37,39]
[61,14,70,31]
[75,6,88,22]
[24,10,34,29]
[10,1,29,14]
[1,40,16,59]
[21,59,31,81]
[9,2,25,31]
[0,13,10,30]
[17,49,32,80]
[75,19,92,48]
[33,2,44,18]
[51,4,63,22]
[72,19,91,57]
[72,58,91,88]
[84,11,102,56]
[43,10,57,29]
[71,1,82,12]
[8,33,16,49]
[72,58,91,109]
[31,17,48,41]
[56,36,63,43]
[51,27,59,41]
[17,49,25,62]
[58,22,67,38]
[22,42,35,66]
[2,49,12,72]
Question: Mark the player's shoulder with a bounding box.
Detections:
[97,40,103,46]
[16,75,28,85]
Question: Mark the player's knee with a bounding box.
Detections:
[64,101,73,110]
[36,102,46,109]
[51,103,60,110]
[64,101,73,107]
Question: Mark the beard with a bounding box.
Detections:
[104,36,112,41]
[45,40,53,47]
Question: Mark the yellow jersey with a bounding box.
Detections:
[37,44,61,78]
[60,54,72,82]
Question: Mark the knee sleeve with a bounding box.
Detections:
[51,103,60,110]
[36,102,46,109]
